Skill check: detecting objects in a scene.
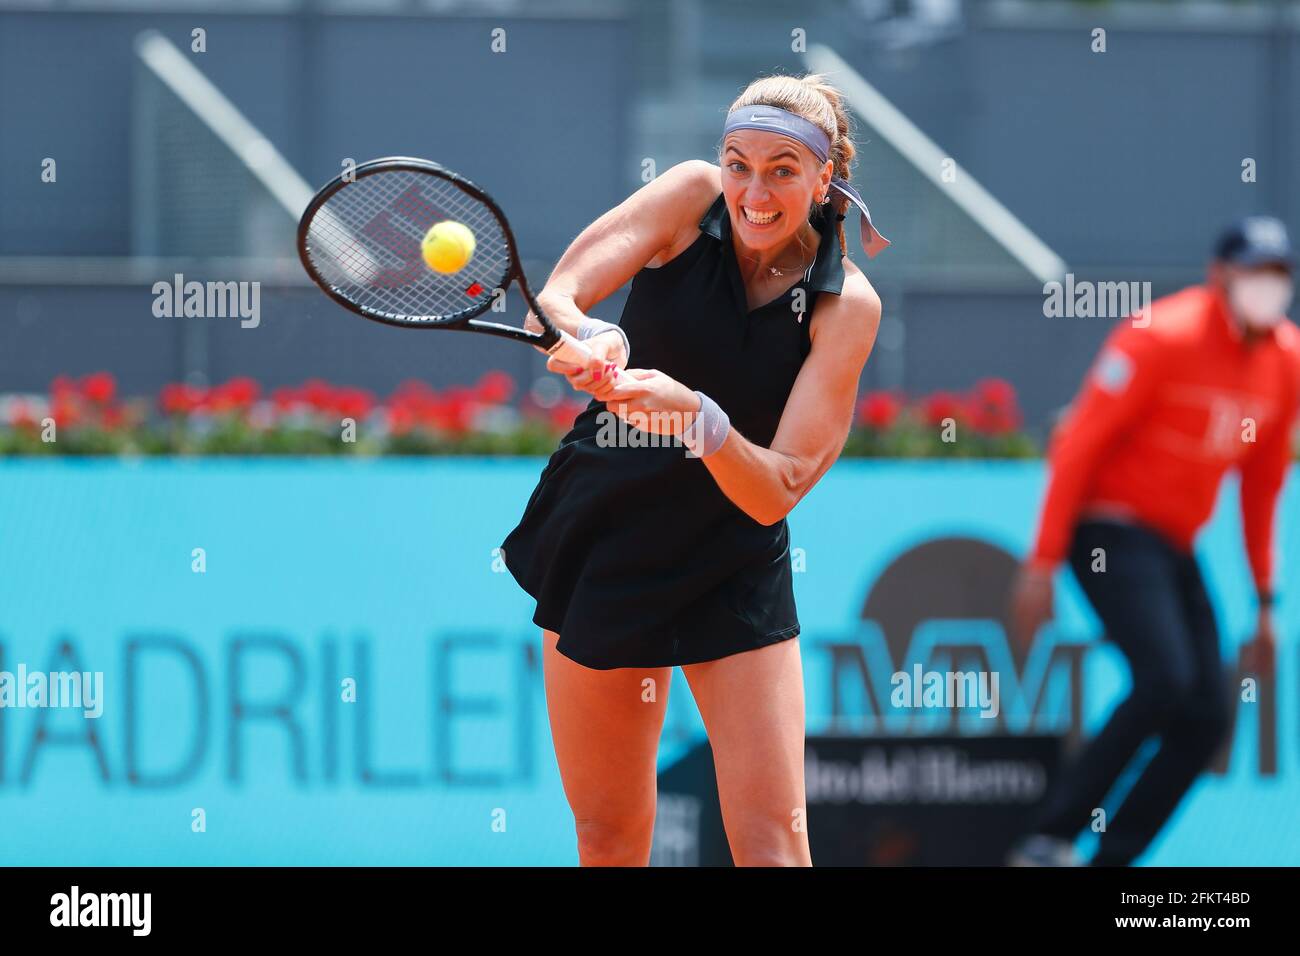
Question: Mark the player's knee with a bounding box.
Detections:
[573,811,655,866]
[726,812,809,867]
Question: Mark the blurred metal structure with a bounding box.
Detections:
[804,42,1066,392]
[132,30,311,260]
[806,42,1065,288]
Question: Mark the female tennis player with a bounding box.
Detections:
[501,73,886,866]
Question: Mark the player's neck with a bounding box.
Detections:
[732,221,820,281]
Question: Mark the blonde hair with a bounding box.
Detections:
[726,72,857,256]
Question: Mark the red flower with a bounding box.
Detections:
[271,386,302,412]
[856,391,902,430]
[965,378,1022,435]
[392,379,436,403]
[80,372,117,405]
[203,389,235,414]
[217,377,260,409]
[920,391,964,427]
[973,377,1016,408]
[301,379,335,413]
[441,386,476,435]
[50,375,78,401]
[333,387,375,421]
[161,384,205,416]
[387,404,416,435]
[386,381,451,432]
[475,370,515,405]
[387,383,430,427]
[548,399,586,431]
[51,397,81,428]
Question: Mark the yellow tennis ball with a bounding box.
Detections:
[421,221,476,274]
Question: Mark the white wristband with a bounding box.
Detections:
[680,390,730,458]
[576,317,631,363]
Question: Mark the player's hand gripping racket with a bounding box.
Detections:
[297,156,593,366]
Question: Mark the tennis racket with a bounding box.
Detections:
[296,156,593,366]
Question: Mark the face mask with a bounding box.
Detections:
[1228,273,1293,330]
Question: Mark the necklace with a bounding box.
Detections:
[736,231,817,278]
[738,250,813,278]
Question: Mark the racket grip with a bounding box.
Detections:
[546,328,594,366]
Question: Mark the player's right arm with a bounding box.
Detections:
[539,160,717,319]
[1011,322,1168,646]
[524,160,719,389]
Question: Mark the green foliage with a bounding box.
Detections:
[1,372,1049,459]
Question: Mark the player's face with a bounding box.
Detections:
[721,130,829,250]
[1220,262,1294,331]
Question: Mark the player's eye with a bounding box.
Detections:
[773,167,795,178]
[727,161,748,174]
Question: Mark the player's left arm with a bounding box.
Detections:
[699,274,881,525]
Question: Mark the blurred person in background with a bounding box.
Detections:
[1008,216,1300,866]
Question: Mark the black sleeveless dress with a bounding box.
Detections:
[501,192,847,669]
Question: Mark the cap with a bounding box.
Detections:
[1214,216,1293,268]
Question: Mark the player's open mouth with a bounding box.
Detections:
[742,206,782,225]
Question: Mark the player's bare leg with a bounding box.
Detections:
[682,636,811,866]
[541,628,673,866]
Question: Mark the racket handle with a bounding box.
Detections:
[546,328,594,366]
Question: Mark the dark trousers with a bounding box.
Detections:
[1031,520,1232,865]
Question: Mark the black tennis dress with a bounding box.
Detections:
[501,192,846,670]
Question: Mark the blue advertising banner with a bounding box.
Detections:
[0,459,1295,865]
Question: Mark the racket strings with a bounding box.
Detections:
[304,170,511,322]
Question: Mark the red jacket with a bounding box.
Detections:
[1031,284,1300,592]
